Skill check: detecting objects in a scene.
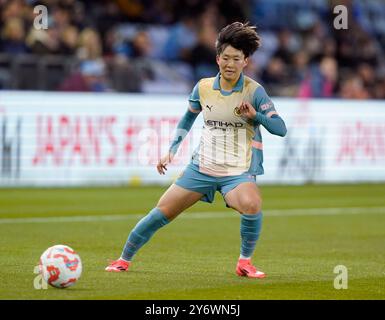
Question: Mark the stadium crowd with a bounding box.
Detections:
[0,0,384,99]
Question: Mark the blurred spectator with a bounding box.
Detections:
[126,30,152,58]
[299,56,338,98]
[273,29,297,65]
[94,1,125,36]
[59,59,110,92]
[357,63,376,95]
[163,14,197,61]
[1,0,27,22]
[301,21,328,58]
[340,74,370,99]
[0,18,29,54]
[359,37,379,66]
[260,57,290,96]
[322,38,337,58]
[59,25,79,55]
[291,51,309,83]
[52,4,72,33]
[189,12,218,81]
[26,27,61,54]
[77,28,103,60]
[373,79,385,99]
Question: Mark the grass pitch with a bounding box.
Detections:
[0,184,384,300]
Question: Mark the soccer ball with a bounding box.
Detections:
[39,245,82,289]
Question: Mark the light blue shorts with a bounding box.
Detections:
[174,162,257,205]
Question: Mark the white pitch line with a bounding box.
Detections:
[0,207,385,225]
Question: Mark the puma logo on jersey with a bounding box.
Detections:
[205,105,214,111]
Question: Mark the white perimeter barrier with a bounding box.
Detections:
[0,91,384,186]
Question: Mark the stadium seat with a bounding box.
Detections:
[11,54,40,90]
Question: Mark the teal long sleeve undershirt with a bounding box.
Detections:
[254,113,287,137]
[169,109,199,155]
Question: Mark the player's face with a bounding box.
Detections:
[216,45,248,83]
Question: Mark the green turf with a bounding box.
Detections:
[0,184,384,300]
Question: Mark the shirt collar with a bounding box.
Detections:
[213,72,244,92]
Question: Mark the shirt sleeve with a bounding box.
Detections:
[169,109,199,155]
[252,85,278,118]
[188,82,202,111]
[252,85,287,137]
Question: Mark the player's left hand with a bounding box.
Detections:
[238,101,256,119]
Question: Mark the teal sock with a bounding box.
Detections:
[121,207,169,261]
[240,212,263,258]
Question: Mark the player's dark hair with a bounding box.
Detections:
[216,22,261,58]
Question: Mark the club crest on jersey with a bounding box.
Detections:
[234,107,242,117]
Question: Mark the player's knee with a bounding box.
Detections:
[156,205,178,221]
[241,197,262,214]
[156,204,170,216]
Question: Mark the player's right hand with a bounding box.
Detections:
[157,152,174,175]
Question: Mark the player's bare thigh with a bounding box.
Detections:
[156,184,203,221]
[224,182,262,214]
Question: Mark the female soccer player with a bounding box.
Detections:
[106,22,287,278]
